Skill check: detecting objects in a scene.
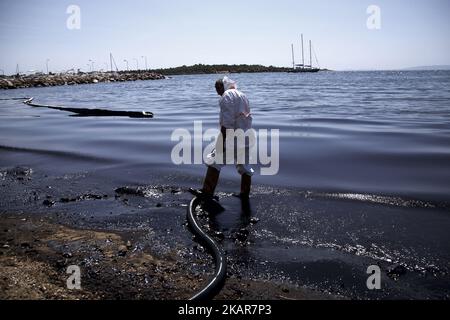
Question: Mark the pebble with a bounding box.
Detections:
[214,231,225,241]
[42,199,55,207]
[387,264,408,278]
[126,241,132,249]
[62,252,73,258]
[118,245,128,256]
[250,217,260,224]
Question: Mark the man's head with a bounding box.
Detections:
[215,79,225,96]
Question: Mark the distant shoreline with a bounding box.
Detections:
[0,64,295,90]
[149,64,292,75]
[0,70,166,90]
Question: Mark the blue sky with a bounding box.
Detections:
[0,0,449,74]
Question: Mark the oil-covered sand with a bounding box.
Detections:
[0,166,335,300]
[1,164,449,300]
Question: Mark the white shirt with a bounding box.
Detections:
[219,89,252,130]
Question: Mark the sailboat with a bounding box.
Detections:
[288,34,321,73]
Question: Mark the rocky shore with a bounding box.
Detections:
[0,71,166,90]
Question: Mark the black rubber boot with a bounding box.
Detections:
[240,173,251,198]
[202,166,220,197]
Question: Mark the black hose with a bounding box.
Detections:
[187,196,227,300]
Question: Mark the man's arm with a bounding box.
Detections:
[219,94,235,130]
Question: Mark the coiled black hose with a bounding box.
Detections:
[187,196,227,300]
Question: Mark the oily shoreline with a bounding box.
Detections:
[0,165,337,300]
[0,214,337,300]
[0,70,166,90]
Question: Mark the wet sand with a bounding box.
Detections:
[1,162,449,299]
[0,166,336,300]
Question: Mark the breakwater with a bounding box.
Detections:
[0,71,166,89]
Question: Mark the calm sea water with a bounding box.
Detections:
[1,71,450,202]
[1,71,450,298]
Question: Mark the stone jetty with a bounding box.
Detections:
[0,71,166,89]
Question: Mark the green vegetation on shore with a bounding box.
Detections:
[150,64,291,75]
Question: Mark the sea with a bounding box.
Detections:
[1,71,449,299]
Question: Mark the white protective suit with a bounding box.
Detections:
[206,76,255,176]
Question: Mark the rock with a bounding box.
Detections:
[118,245,128,256]
[387,264,408,279]
[79,194,103,200]
[126,241,132,249]
[234,228,249,243]
[6,166,33,178]
[20,242,31,248]
[115,186,145,196]
[213,231,225,241]
[250,217,260,224]
[425,264,441,275]
[1,79,15,89]
[55,259,66,269]
[42,199,55,207]
[193,244,205,253]
[62,252,73,258]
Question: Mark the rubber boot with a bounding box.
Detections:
[240,173,251,198]
[202,166,220,196]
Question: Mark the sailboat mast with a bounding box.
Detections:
[309,40,312,68]
[291,44,295,69]
[301,34,304,67]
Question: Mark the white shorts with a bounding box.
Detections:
[205,147,254,176]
